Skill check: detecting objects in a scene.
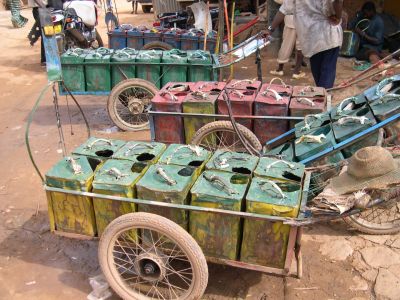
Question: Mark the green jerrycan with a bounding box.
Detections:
[187,50,212,82]
[330,95,368,121]
[294,112,331,138]
[364,75,400,102]
[72,137,126,161]
[370,93,400,122]
[264,142,295,162]
[254,157,304,183]
[45,155,101,236]
[205,150,259,176]
[161,49,188,87]
[332,106,379,158]
[190,170,250,260]
[136,164,198,230]
[136,50,162,88]
[111,48,137,88]
[158,144,211,177]
[92,159,148,235]
[85,48,113,92]
[241,178,302,268]
[113,141,166,164]
[60,48,87,92]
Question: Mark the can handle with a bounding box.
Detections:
[299,86,316,94]
[85,138,113,149]
[258,180,286,199]
[104,167,127,180]
[374,93,400,105]
[337,116,370,126]
[265,160,295,170]
[66,157,83,175]
[296,134,326,144]
[190,91,208,100]
[229,90,245,98]
[120,23,134,31]
[124,143,155,156]
[337,96,357,115]
[203,173,238,195]
[191,50,208,59]
[160,91,178,101]
[375,77,394,97]
[156,167,177,186]
[268,77,287,87]
[301,114,323,132]
[231,79,253,87]
[261,88,283,101]
[296,97,315,107]
[96,47,111,55]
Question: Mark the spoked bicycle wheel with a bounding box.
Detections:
[99,213,208,300]
[107,79,158,131]
[191,121,262,154]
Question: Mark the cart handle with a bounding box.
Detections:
[103,167,127,180]
[269,77,287,87]
[265,160,296,170]
[66,157,83,175]
[337,116,370,126]
[337,96,357,115]
[156,167,177,186]
[258,180,286,199]
[296,134,326,144]
[203,173,238,195]
[85,138,113,149]
[124,143,155,156]
[296,97,315,107]
[261,88,283,101]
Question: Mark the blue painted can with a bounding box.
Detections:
[108,27,127,50]
[127,28,144,50]
[180,32,199,51]
[143,29,163,46]
[163,29,181,49]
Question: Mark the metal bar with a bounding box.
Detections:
[300,112,400,165]
[58,90,111,96]
[61,62,214,67]
[148,110,304,120]
[149,112,156,142]
[44,185,303,223]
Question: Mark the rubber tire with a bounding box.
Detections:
[141,41,173,51]
[343,212,400,235]
[142,5,152,13]
[99,212,209,300]
[191,120,262,153]
[107,78,158,131]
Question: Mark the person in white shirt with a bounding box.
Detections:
[265,0,343,88]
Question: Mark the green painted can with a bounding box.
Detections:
[294,112,331,138]
[113,141,166,164]
[60,48,87,92]
[72,137,126,161]
[45,155,100,236]
[330,96,368,121]
[92,159,148,235]
[254,157,304,183]
[241,178,301,268]
[190,171,250,260]
[187,50,212,82]
[111,48,137,88]
[158,144,211,177]
[264,142,295,162]
[332,107,379,158]
[205,150,259,176]
[294,124,344,164]
[136,50,162,88]
[369,94,400,122]
[161,49,188,87]
[136,164,198,229]
[85,48,113,92]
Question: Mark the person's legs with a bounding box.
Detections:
[293,50,303,74]
[32,7,46,64]
[317,47,340,89]
[271,25,296,75]
[309,51,323,86]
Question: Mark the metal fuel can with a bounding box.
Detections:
[136,50,162,88]
[187,50,212,82]
[45,155,100,236]
[127,27,144,49]
[60,48,87,92]
[113,141,166,164]
[85,48,113,92]
[72,137,126,161]
[205,149,259,176]
[136,164,199,230]
[180,30,199,50]
[190,170,250,260]
[294,112,331,138]
[163,28,181,49]
[111,48,137,88]
[108,27,127,50]
[254,82,293,144]
[264,142,295,162]
[151,82,195,144]
[161,49,188,87]
[241,178,301,268]
[254,157,304,183]
[364,75,400,102]
[92,159,148,235]
[369,94,400,122]
[143,28,163,46]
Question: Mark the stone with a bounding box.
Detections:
[319,239,353,261]
[374,268,400,300]
[388,264,400,279]
[351,251,370,273]
[391,238,400,249]
[360,235,390,245]
[349,276,369,291]
[360,246,400,268]
[361,269,378,282]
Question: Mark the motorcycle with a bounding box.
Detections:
[52,0,103,51]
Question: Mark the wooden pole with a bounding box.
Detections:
[215,0,225,54]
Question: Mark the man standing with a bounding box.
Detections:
[350,2,384,64]
[266,0,343,89]
[28,0,48,65]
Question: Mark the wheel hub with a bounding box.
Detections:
[134,252,166,282]
[128,98,145,114]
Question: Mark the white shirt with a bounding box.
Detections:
[280,0,343,57]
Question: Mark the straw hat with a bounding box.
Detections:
[329,146,400,195]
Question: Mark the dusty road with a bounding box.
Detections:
[0,3,399,300]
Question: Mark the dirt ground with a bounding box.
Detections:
[0,3,399,300]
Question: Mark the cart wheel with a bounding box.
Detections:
[99,212,208,300]
[141,41,173,51]
[191,121,262,153]
[343,200,400,235]
[108,79,158,131]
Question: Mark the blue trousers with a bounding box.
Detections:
[310,47,340,89]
